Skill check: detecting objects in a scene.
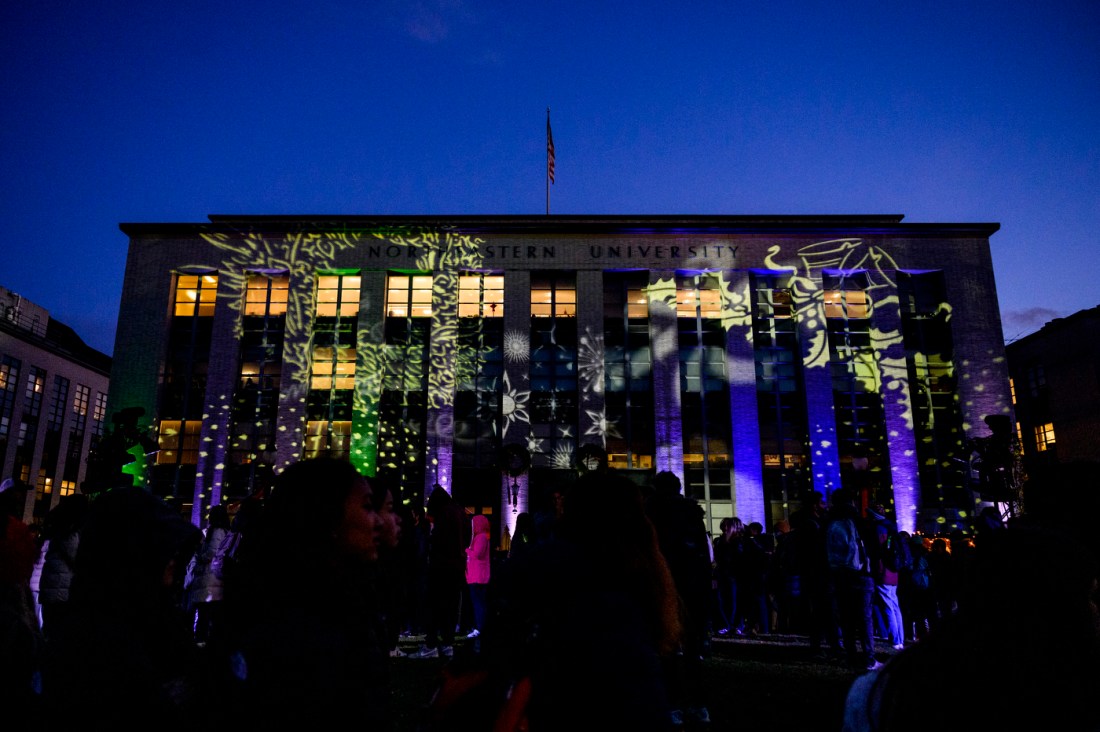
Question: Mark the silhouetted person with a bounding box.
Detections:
[217,458,392,728]
[41,486,202,729]
[410,484,465,658]
[843,525,1100,730]
[648,470,713,727]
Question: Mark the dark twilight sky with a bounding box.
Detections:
[2,0,1097,356]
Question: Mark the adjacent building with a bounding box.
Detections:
[0,285,111,524]
[109,214,1011,538]
[1007,305,1100,474]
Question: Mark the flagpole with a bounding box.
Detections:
[546,107,554,215]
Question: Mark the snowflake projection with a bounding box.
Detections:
[549,444,575,469]
[577,327,604,396]
[504,329,530,364]
[501,372,530,439]
[584,408,620,446]
[525,434,545,455]
[557,424,573,439]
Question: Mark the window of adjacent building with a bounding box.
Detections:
[174,274,218,317]
[1027,365,1046,397]
[47,376,70,432]
[156,420,202,464]
[459,273,504,318]
[1035,422,1055,452]
[71,384,90,430]
[24,368,45,419]
[386,274,433,318]
[92,392,108,437]
[0,356,19,450]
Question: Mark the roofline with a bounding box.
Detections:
[119,214,1000,238]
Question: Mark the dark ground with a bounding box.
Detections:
[390,634,884,731]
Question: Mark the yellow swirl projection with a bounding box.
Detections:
[192,225,487,477]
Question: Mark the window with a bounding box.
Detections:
[1027,365,1046,397]
[677,277,721,319]
[92,392,108,437]
[304,420,352,460]
[71,384,90,432]
[156,420,202,465]
[24,368,45,419]
[315,274,360,318]
[311,345,356,390]
[824,289,869,319]
[174,274,218,317]
[1035,422,1055,452]
[386,275,433,318]
[1009,378,1016,405]
[531,274,575,317]
[244,273,289,316]
[458,273,504,318]
[47,376,70,431]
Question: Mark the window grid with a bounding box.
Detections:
[47,376,70,431]
[174,274,218,317]
[156,420,202,465]
[386,274,433,318]
[458,273,504,318]
[1034,422,1055,452]
[92,392,108,437]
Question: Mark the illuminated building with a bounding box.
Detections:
[1007,305,1100,473]
[0,285,111,524]
[109,214,1011,537]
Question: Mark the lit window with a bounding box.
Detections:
[156,420,202,464]
[676,276,722,318]
[174,274,218,317]
[459,274,504,318]
[315,274,360,318]
[824,290,869,319]
[1035,422,1055,452]
[59,480,76,497]
[531,274,575,317]
[304,420,352,459]
[311,346,356,390]
[244,273,289,316]
[1009,378,1016,405]
[386,275,433,318]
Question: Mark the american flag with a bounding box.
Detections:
[547,112,555,184]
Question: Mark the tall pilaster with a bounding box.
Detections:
[500,270,531,540]
[352,270,387,477]
[274,268,316,472]
[868,283,921,534]
[648,270,684,477]
[192,272,244,524]
[424,269,458,497]
[796,284,843,497]
[722,270,766,524]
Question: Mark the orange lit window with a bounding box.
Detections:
[824,290,868,319]
[1034,422,1055,452]
[315,274,360,318]
[459,274,505,318]
[156,420,202,464]
[386,274,433,318]
[244,273,289,316]
[174,274,218,317]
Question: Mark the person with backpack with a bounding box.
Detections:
[867,504,906,650]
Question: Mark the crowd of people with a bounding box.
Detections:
[1,459,1097,730]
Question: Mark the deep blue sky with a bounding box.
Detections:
[3,1,1097,356]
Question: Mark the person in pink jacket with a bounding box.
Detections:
[465,514,491,639]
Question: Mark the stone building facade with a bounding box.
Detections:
[110,215,1010,538]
